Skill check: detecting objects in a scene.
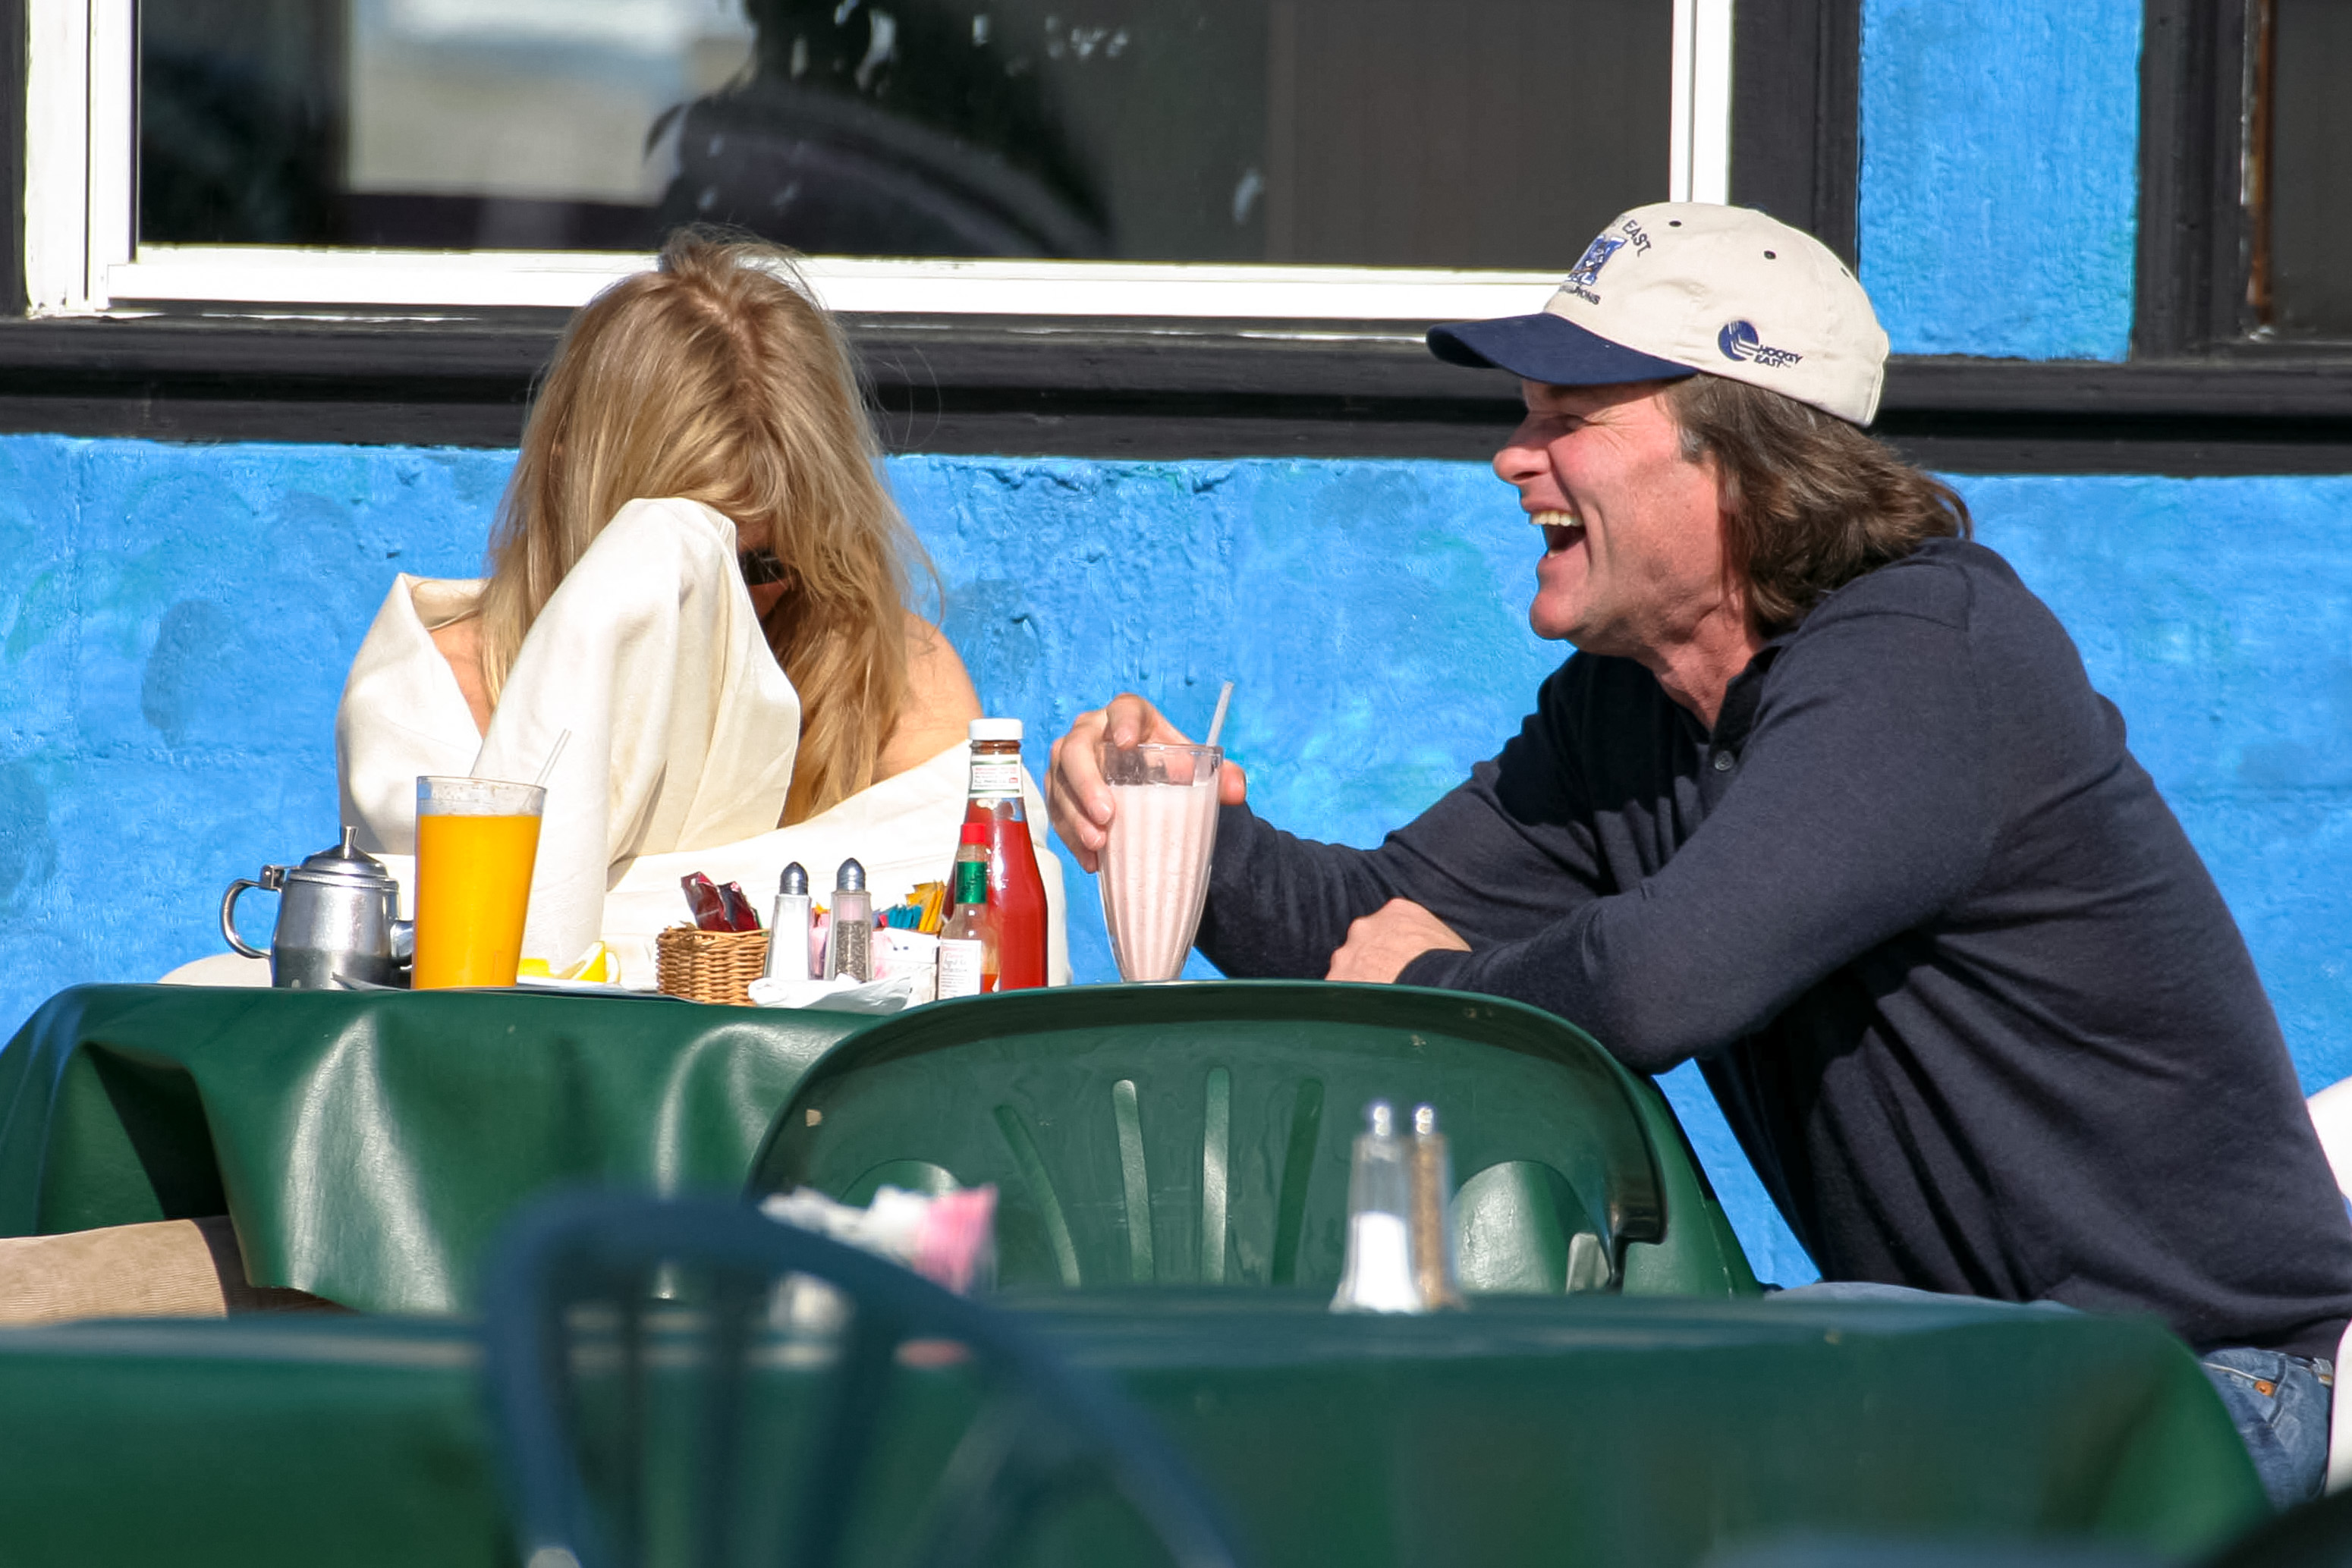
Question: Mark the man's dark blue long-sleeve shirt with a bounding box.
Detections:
[1197,537,2352,1356]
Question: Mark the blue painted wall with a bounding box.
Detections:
[0,438,1567,1019]
[11,434,2352,1285]
[1859,0,2143,360]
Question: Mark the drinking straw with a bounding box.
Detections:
[1205,680,1235,748]
[465,727,572,786]
[532,730,572,789]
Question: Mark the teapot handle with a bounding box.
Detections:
[220,879,272,960]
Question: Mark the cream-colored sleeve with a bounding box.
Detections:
[470,498,800,970]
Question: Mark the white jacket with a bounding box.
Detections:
[333,496,1066,988]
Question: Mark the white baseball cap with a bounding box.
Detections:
[1427,203,1889,425]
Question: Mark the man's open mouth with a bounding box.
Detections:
[1531,508,1584,551]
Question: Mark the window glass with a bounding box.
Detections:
[138,0,1670,269]
[2256,0,2352,336]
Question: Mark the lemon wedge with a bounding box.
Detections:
[517,943,612,984]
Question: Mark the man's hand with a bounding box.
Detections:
[1326,898,1470,984]
[1048,694,1249,873]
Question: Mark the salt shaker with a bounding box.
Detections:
[1332,1101,1423,1313]
[764,862,813,982]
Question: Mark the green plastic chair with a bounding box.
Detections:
[747,981,1759,1299]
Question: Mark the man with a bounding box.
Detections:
[1049,203,2352,1507]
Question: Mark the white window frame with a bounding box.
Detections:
[23,0,1734,321]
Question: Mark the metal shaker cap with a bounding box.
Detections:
[781,862,809,896]
[288,828,400,891]
[835,858,866,892]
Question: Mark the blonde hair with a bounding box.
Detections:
[476,231,929,823]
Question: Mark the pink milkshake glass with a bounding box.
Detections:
[1098,742,1223,982]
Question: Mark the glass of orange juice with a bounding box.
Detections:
[412,775,545,989]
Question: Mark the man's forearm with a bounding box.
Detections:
[1193,804,1398,978]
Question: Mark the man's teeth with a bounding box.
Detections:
[1531,509,1583,530]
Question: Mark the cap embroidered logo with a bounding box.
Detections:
[1564,235,1627,295]
[1717,319,1804,369]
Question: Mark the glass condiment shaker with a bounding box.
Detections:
[827,859,872,982]
[1409,1104,1464,1310]
[1332,1101,1423,1313]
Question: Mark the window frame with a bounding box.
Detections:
[20,0,1734,321]
[36,0,2348,482]
[11,0,2352,476]
[2134,0,2257,355]
[2133,0,2352,356]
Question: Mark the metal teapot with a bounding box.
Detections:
[222,828,413,989]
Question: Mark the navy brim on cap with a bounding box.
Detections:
[1427,313,1694,386]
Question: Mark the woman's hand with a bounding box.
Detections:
[1049,694,1248,873]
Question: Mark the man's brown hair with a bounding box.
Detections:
[1666,373,1972,636]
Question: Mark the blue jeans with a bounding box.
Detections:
[1770,1282,2333,1509]
[2199,1346,2333,1510]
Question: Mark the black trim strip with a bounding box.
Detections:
[4,316,2352,473]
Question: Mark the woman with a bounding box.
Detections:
[98,237,1061,1324]
[332,232,1064,985]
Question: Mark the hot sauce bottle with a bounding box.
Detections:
[964,718,1049,989]
[935,824,998,998]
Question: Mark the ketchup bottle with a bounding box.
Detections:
[963,718,1049,989]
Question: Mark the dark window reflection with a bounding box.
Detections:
[140,0,1668,270]
[140,1,348,245]
[659,0,1111,257]
[2261,0,2352,337]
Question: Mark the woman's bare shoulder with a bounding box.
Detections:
[428,615,495,738]
[879,612,982,778]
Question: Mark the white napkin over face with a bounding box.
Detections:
[337,497,799,971]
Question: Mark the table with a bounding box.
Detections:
[0,985,861,1313]
[0,1292,2266,1567]
[0,979,1762,1313]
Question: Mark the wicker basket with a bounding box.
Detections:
[656,925,772,1005]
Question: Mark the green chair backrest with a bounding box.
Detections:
[749,981,1759,1299]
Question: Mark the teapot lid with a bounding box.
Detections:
[288,827,398,889]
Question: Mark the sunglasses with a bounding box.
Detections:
[738,548,790,586]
